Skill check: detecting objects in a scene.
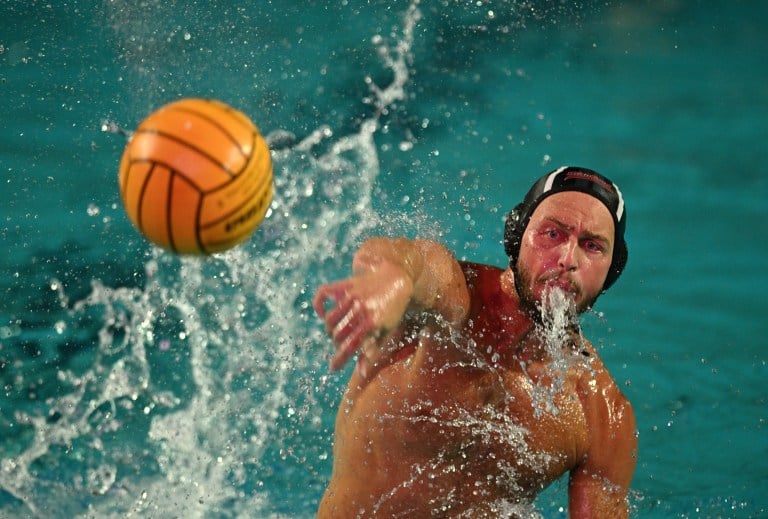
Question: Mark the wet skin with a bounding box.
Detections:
[314,192,637,518]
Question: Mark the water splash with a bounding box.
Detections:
[521,287,594,419]
[371,401,549,518]
[0,3,422,518]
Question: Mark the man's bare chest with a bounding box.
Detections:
[360,363,587,490]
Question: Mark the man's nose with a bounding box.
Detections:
[558,239,580,272]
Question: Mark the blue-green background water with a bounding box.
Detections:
[1,1,766,517]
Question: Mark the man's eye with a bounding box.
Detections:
[584,240,603,252]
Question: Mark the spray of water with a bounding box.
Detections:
[516,287,597,420]
[0,4,422,518]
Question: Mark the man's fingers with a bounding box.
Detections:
[315,285,377,372]
[312,286,330,318]
[313,280,353,318]
[315,278,388,374]
[325,297,356,335]
[330,325,371,371]
[324,297,371,342]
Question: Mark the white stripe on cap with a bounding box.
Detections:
[612,182,625,221]
[544,166,568,192]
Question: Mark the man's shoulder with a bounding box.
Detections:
[575,340,633,412]
[458,261,504,282]
[457,261,507,302]
[458,260,503,271]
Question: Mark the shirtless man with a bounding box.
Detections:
[313,167,637,518]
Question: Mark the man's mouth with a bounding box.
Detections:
[540,277,579,297]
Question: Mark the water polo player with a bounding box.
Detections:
[314,166,637,518]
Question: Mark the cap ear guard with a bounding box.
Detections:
[602,239,628,291]
[503,203,525,259]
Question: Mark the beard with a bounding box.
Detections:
[514,263,601,326]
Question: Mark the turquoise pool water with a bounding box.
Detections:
[1,1,766,517]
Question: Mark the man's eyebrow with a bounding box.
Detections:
[543,216,612,244]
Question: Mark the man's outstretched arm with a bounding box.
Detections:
[313,237,470,378]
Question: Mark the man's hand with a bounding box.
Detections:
[313,259,414,378]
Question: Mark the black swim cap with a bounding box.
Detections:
[503,166,628,291]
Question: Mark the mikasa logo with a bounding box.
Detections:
[564,170,614,193]
[225,188,270,233]
[226,204,260,233]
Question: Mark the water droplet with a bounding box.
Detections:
[54,320,67,334]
